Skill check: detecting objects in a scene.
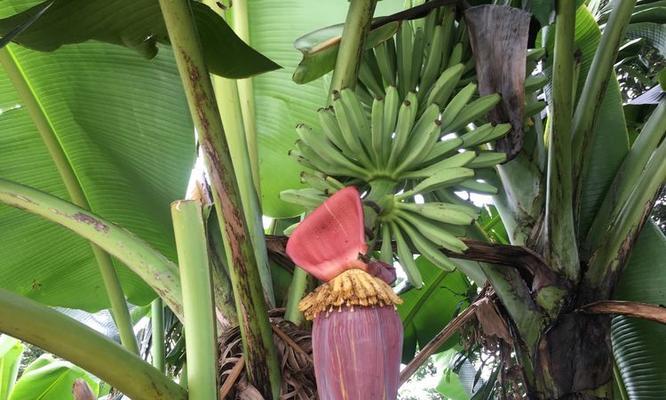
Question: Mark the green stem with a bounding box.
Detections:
[0,47,138,355]
[0,289,186,400]
[151,299,165,373]
[202,0,274,307]
[206,212,239,330]
[584,139,666,291]
[284,267,308,325]
[157,1,281,397]
[583,99,666,257]
[171,200,217,400]
[572,0,637,210]
[0,178,184,319]
[330,0,378,92]
[544,0,579,282]
[208,75,275,306]
[231,0,261,196]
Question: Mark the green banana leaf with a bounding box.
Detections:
[569,6,630,236]
[246,0,401,217]
[8,355,99,400]
[626,22,666,56]
[0,13,194,310]
[434,349,473,400]
[0,0,279,78]
[398,257,472,363]
[0,336,23,400]
[292,21,400,84]
[612,222,666,399]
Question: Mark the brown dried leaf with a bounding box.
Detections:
[465,5,532,160]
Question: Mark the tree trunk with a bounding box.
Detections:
[533,313,614,399]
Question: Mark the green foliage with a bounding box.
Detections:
[0,336,23,400]
[8,355,99,400]
[0,37,192,310]
[398,257,471,363]
[612,223,666,398]
[0,0,279,78]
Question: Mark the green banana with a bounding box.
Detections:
[465,152,507,168]
[410,27,425,93]
[396,22,414,97]
[394,217,457,271]
[394,103,441,173]
[446,42,463,69]
[295,124,368,177]
[359,51,385,97]
[379,222,393,264]
[374,37,397,86]
[401,167,475,197]
[419,24,444,97]
[370,96,385,166]
[439,8,455,69]
[397,210,468,253]
[421,136,464,164]
[425,63,465,110]
[461,123,511,148]
[299,171,342,193]
[391,222,424,288]
[456,179,498,194]
[524,74,548,94]
[525,100,547,117]
[387,92,418,168]
[288,148,317,171]
[527,47,546,62]
[406,151,477,178]
[443,93,501,133]
[332,92,374,168]
[280,188,327,209]
[396,201,478,225]
[318,106,353,156]
[381,86,400,164]
[339,89,373,156]
[441,82,476,127]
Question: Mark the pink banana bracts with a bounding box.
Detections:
[286,187,403,400]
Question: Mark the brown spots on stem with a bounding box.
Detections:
[72,212,109,233]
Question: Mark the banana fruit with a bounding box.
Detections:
[282,6,542,280]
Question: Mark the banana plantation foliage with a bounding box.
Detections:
[0,0,664,399]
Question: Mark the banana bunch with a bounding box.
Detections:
[281,7,549,287]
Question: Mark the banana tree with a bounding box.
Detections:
[0,0,664,399]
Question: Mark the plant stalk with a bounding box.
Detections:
[209,74,275,306]
[231,0,261,195]
[171,200,217,400]
[0,178,184,319]
[544,0,579,282]
[572,0,637,211]
[151,298,166,373]
[330,0,378,92]
[157,1,281,397]
[0,289,186,400]
[0,47,138,355]
[284,267,308,325]
[202,0,274,307]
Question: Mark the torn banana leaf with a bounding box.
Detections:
[293,20,399,84]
